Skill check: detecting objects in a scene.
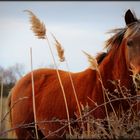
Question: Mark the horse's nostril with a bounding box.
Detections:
[127,39,133,47]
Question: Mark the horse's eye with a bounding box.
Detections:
[127,39,133,47]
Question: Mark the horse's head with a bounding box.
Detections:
[125,10,140,73]
[124,9,140,90]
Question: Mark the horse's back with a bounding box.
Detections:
[10,68,95,137]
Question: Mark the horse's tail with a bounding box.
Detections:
[6,90,16,138]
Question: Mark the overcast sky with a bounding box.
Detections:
[0,1,140,73]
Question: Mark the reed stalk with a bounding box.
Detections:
[83,51,114,138]
[30,48,39,139]
[97,71,113,138]
[25,10,72,135]
[0,72,3,132]
[83,50,117,117]
[52,33,84,131]
[65,60,84,131]
[45,37,72,135]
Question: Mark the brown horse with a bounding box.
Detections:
[8,9,140,139]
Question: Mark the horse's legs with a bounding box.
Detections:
[37,123,66,139]
[15,128,35,140]
[15,127,45,140]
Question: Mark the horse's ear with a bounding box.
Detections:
[125,9,137,25]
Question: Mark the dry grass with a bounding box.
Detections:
[51,33,65,62]
[24,10,46,39]
[0,74,3,132]
[82,50,98,70]
[67,107,140,139]
[0,97,8,139]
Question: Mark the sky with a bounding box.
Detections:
[0,1,140,73]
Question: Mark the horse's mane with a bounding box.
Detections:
[105,28,126,50]
[95,28,126,64]
[105,10,139,51]
[96,52,107,64]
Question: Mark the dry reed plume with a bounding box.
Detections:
[51,33,84,133]
[51,33,65,62]
[24,10,46,39]
[82,50,98,70]
[83,50,119,136]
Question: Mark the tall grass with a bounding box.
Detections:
[52,33,84,132]
[25,10,72,135]
[30,48,39,139]
[83,51,113,137]
[68,103,140,139]
[0,72,3,132]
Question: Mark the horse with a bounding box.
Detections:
[8,9,140,139]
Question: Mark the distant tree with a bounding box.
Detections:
[0,66,4,83]
[0,63,25,97]
[3,68,16,84]
[8,63,25,80]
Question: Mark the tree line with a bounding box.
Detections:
[0,63,25,97]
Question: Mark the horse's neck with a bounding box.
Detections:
[92,43,133,103]
[99,44,132,89]
[90,44,135,118]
